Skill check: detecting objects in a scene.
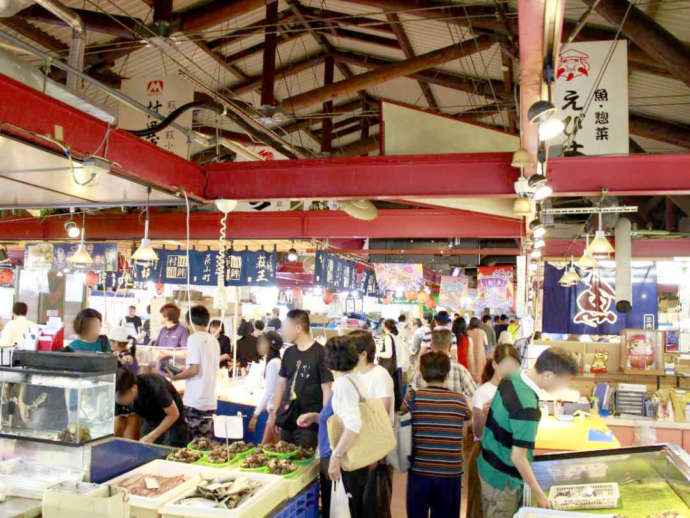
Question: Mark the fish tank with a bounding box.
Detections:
[524,444,690,517]
[0,351,116,445]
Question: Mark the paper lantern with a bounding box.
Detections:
[156,282,164,295]
[323,292,335,305]
[292,287,302,299]
[85,271,99,288]
[405,290,418,302]
[0,269,13,285]
[426,298,436,310]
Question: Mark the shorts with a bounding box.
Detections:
[115,403,134,416]
[184,407,214,437]
[479,475,522,518]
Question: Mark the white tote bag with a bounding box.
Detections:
[330,480,352,518]
[387,408,413,472]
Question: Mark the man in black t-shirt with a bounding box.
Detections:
[116,370,187,446]
[122,305,142,334]
[267,307,282,332]
[270,309,333,448]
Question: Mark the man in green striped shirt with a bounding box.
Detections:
[478,347,578,517]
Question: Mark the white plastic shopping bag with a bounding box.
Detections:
[330,480,351,518]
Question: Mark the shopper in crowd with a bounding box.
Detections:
[494,314,509,337]
[209,320,232,369]
[434,311,457,357]
[271,309,333,448]
[253,319,265,337]
[168,306,220,437]
[0,302,37,348]
[351,329,395,516]
[409,328,476,399]
[140,305,151,344]
[508,318,520,340]
[236,319,260,367]
[479,347,578,517]
[467,317,488,383]
[480,314,497,349]
[403,351,470,518]
[418,312,434,353]
[155,304,188,348]
[452,315,470,370]
[472,344,521,440]
[115,368,187,446]
[377,319,399,376]
[121,305,142,335]
[408,317,424,368]
[71,308,111,352]
[267,307,282,331]
[110,327,139,440]
[513,330,539,361]
[248,331,283,443]
[325,336,377,516]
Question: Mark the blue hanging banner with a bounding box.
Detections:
[314,251,366,292]
[542,262,658,335]
[222,249,244,286]
[314,250,327,286]
[242,248,277,286]
[53,243,119,272]
[359,269,379,297]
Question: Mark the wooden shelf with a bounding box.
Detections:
[621,369,667,376]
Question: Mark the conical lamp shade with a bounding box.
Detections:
[587,230,615,257]
[132,239,159,264]
[577,251,598,269]
[67,244,93,266]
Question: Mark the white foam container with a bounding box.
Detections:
[0,458,84,499]
[162,471,286,518]
[106,460,207,518]
[514,508,616,518]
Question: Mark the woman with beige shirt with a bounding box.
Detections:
[467,317,488,383]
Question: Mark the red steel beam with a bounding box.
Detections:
[205,152,690,200]
[0,210,522,240]
[545,238,690,258]
[327,248,522,256]
[0,73,205,198]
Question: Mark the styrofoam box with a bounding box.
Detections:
[0,458,84,500]
[162,471,287,518]
[107,460,211,518]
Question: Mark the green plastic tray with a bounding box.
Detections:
[280,466,302,479]
[240,465,270,473]
[294,456,315,466]
[262,448,298,459]
[186,440,221,453]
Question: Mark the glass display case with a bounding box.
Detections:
[0,358,115,445]
[136,345,188,376]
[524,444,690,517]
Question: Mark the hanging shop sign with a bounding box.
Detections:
[542,262,658,335]
[554,40,628,156]
[25,243,118,272]
[359,268,379,297]
[477,266,515,313]
[120,75,194,158]
[373,263,424,293]
[133,248,277,287]
[439,274,470,312]
[314,250,364,292]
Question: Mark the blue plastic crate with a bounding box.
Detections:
[270,481,320,518]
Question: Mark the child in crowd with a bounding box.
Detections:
[168,306,220,437]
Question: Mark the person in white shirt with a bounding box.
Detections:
[434,311,458,358]
[350,330,394,423]
[471,343,521,440]
[248,331,283,443]
[168,305,220,437]
[0,302,37,349]
[325,336,385,517]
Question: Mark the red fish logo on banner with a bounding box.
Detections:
[573,270,618,327]
[477,266,515,312]
[557,48,590,82]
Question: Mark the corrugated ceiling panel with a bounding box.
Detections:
[430,84,493,115]
[631,135,688,154]
[629,70,690,125]
[652,0,690,41]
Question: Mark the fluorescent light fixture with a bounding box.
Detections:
[74,156,111,186]
[287,247,298,262]
[533,239,546,249]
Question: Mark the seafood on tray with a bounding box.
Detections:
[188,436,219,451]
[261,440,298,455]
[293,446,315,460]
[205,448,232,464]
[168,448,203,463]
[240,452,271,469]
[266,458,298,475]
[227,441,255,455]
[114,473,186,497]
[177,477,262,509]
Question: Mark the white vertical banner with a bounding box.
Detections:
[554,40,628,156]
[119,76,194,158]
[516,255,526,317]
